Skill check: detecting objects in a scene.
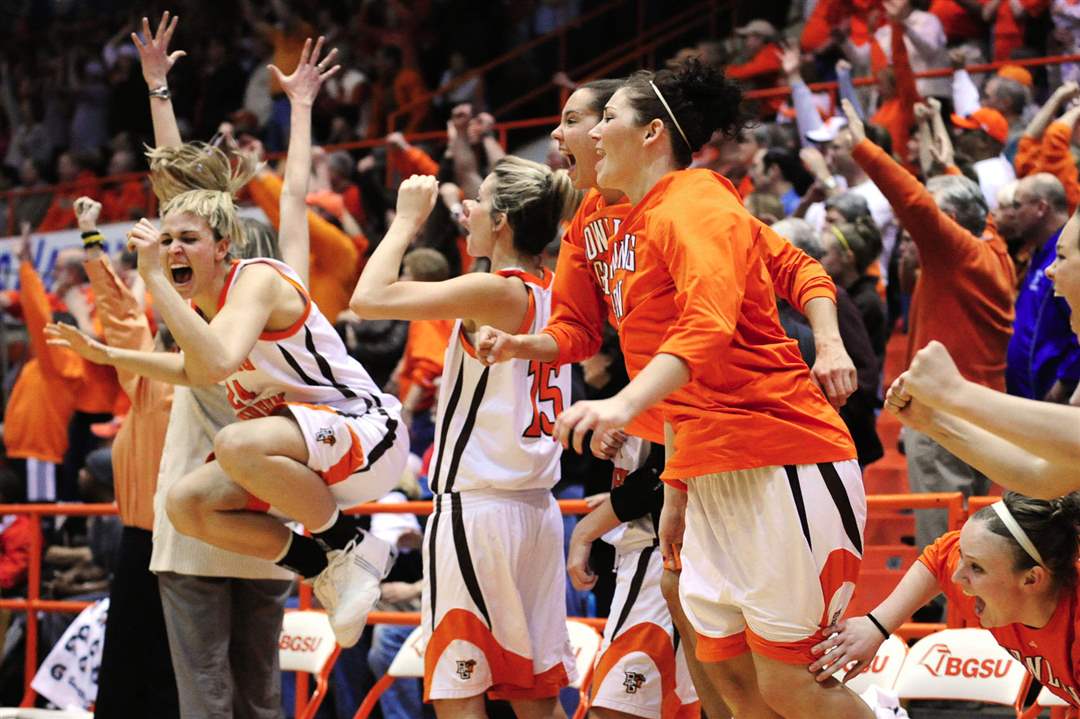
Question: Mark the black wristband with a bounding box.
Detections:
[866,612,890,639]
[80,230,101,239]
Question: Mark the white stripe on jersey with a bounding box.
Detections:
[218,258,401,421]
[428,268,570,494]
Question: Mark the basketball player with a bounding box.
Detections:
[46,37,408,649]
[350,161,578,718]
[548,62,871,718]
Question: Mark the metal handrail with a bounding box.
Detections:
[0,492,967,710]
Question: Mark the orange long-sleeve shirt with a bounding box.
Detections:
[1035,121,1080,214]
[801,0,878,52]
[727,44,785,115]
[246,173,364,320]
[852,139,1015,389]
[870,20,920,163]
[991,0,1049,61]
[3,262,83,464]
[550,176,854,479]
[85,256,171,530]
[1015,134,1041,178]
[398,318,454,412]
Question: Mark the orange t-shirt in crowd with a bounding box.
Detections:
[101,179,150,223]
[1016,121,1080,214]
[548,176,854,480]
[929,0,985,41]
[398,319,454,411]
[3,262,83,464]
[246,173,364,320]
[852,139,1015,390]
[267,22,315,96]
[727,44,785,115]
[990,0,1049,61]
[920,531,1080,706]
[801,0,878,53]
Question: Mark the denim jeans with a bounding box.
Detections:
[367,623,422,719]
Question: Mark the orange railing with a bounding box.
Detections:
[0,492,969,712]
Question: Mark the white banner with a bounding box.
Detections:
[0,207,270,293]
[31,598,109,711]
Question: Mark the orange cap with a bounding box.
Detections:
[950,107,1009,144]
[996,64,1033,87]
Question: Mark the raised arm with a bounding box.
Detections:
[131,12,186,149]
[350,175,529,330]
[781,43,826,148]
[835,59,865,121]
[886,380,1080,498]
[268,35,340,286]
[898,340,1080,471]
[1024,82,1079,142]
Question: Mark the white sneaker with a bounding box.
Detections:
[312,531,396,647]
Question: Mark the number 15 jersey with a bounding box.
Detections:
[428,268,570,495]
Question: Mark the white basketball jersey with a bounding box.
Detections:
[601,436,658,555]
[428,268,570,495]
[218,258,401,422]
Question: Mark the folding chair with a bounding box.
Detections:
[353,625,425,719]
[567,619,604,719]
[840,633,909,696]
[280,610,342,719]
[893,628,1031,713]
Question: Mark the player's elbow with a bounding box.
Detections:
[350,288,392,319]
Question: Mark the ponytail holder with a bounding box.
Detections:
[990,501,1047,569]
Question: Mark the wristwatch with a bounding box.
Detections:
[148,85,171,100]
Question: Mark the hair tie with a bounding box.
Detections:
[990,501,1047,569]
[830,224,851,253]
[649,81,692,152]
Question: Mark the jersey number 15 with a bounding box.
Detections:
[523,360,565,439]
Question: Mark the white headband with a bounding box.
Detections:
[649,81,691,152]
[990,501,1047,568]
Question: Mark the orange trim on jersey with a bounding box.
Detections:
[488,662,568,701]
[818,548,861,627]
[675,701,702,718]
[288,402,368,483]
[458,325,478,359]
[516,288,536,335]
[744,626,825,665]
[261,269,312,340]
[320,427,366,485]
[495,266,554,290]
[590,622,682,719]
[694,630,749,663]
[216,260,241,311]
[424,608,535,702]
[243,492,271,513]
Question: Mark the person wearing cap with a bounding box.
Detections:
[810,490,1080,709]
[952,51,1034,165]
[840,98,1016,551]
[951,106,1016,209]
[727,19,784,116]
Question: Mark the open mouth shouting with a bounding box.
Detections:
[170,263,194,287]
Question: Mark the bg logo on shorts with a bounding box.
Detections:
[315,428,337,446]
[623,671,646,694]
[456,659,477,680]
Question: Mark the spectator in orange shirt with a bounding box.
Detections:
[550,62,867,719]
[240,0,313,151]
[369,45,429,138]
[841,99,1015,551]
[100,149,149,223]
[393,248,452,453]
[0,468,31,594]
[986,0,1051,61]
[727,20,784,117]
[36,152,99,232]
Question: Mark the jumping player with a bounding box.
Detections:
[476,75,858,718]
[549,62,870,718]
[350,162,579,718]
[46,37,408,649]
